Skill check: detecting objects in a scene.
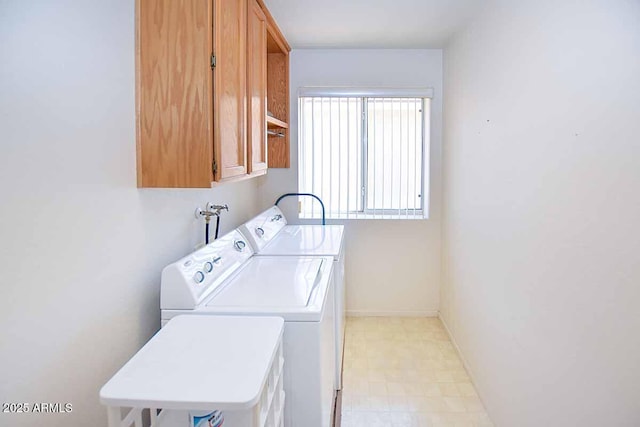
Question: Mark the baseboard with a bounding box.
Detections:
[438,312,493,423]
[438,313,467,370]
[347,309,439,317]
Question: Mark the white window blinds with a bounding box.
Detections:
[298,94,430,219]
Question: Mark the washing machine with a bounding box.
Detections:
[239,206,346,390]
[161,230,335,427]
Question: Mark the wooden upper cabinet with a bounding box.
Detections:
[213,0,248,182]
[247,0,268,174]
[136,0,213,188]
[262,1,291,169]
[136,0,289,188]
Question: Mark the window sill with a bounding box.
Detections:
[300,212,428,221]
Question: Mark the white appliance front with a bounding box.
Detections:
[239,207,346,390]
[161,232,336,427]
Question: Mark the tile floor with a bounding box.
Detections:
[340,317,494,427]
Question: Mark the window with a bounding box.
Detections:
[298,90,431,219]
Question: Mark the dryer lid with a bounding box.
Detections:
[205,257,324,308]
[259,225,344,258]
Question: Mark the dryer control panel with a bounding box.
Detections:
[161,230,254,310]
[238,206,287,252]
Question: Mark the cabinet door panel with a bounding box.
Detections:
[137,0,213,187]
[247,0,268,174]
[213,0,247,181]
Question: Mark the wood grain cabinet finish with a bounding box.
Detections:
[137,0,213,188]
[213,0,248,182]
[136,0,289,188]
[247,0,268,174]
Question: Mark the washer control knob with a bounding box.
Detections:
[234,240,246,252]
[203,262,214,273]
[193,271,205,284]
[255,227,265,238]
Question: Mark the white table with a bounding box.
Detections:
[100,315,285,427]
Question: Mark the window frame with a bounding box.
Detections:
[298,88,433,220]
[361,97,427,217]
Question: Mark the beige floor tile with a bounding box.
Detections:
[422,383,443,397]
[415,412,436,427]
[387,381,408,396]
[348,394,370,411]
[405,395,427,412]
[404,382,426,396]
[462,396,486,413]
[367,369,387,382]
[455,382,478,397]
[443,397,467,413]
[387,395,410,411]
[341,317,492,427]
[438,383,460,397]
[368,395,390,411]
[390,411,420,427]
[421,397,449,412]
[369,381,389,396]
[435,370,456,383]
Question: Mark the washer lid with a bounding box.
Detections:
[259,225,344,258]
[206,257,324,308]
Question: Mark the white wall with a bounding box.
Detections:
[261,49,443,316]
[0,2,262,426]
[441,1,640,426]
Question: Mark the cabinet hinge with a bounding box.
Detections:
[212,159,218,175]
[210,54,216,69]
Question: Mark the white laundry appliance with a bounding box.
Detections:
[161,230,335,427]
[239,206,346,390]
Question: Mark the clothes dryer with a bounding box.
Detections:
[239,206,346,390]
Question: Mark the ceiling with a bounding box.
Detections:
[263,0,485,49]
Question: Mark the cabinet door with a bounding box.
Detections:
[137,0,213,188]
[247,0,268,174]
[213,0,247,181]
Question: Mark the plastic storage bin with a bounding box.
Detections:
[100,315,285,427]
